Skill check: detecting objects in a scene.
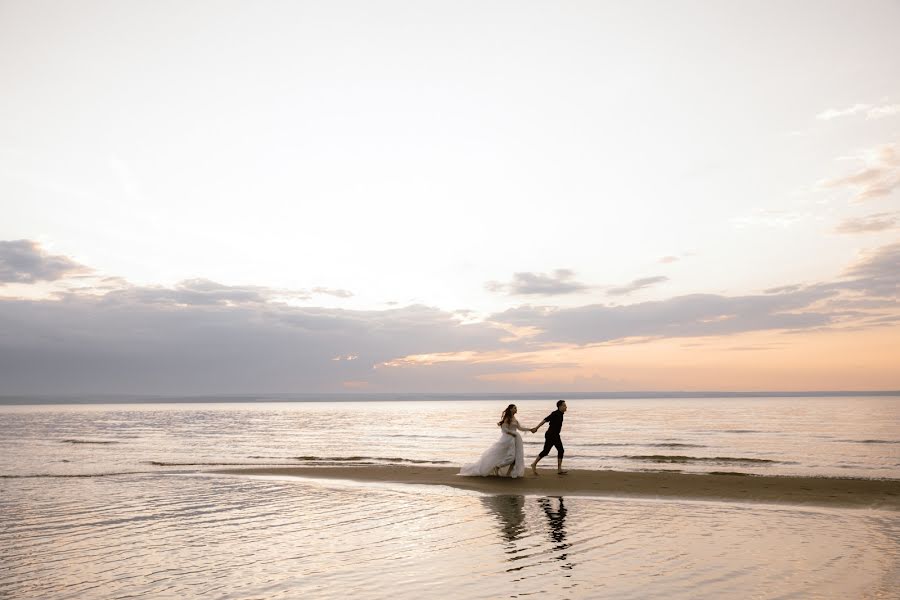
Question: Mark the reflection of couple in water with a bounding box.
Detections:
[459,401,568,478]
[484,495,571,567]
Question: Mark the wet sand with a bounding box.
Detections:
[213,466,900,510]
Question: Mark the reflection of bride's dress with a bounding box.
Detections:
[460,418,528,478]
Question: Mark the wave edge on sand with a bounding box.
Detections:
[210,465,900,510]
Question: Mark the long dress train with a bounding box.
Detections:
[459,418,528,478]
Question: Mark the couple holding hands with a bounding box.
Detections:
[459,400,568,479]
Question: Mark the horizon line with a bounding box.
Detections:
[1,390,898,405]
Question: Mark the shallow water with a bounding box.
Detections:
[2,473,898,599]
[1,397,898,479]
[1,397,899,598]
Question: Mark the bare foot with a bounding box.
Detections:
[557,470,568,475]
[531,463,539,476]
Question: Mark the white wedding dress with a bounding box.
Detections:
[460,418,528,478]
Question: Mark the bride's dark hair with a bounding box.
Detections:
[497,404,516,427]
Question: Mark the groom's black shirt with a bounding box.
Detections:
[544,410,564,437]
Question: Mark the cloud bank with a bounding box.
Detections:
[490,243,899,346]
[1,240,897,394]
[491,288,835,345]
[0,291,509,394]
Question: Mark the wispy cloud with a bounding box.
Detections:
[816,103,871,120]
[0,240,92,284]
[834,212,898,234]
[607,276,669,296]
[731,209,810,229]
[821,142,900,202]
[866,104,900,119]
[816,103,900,121]
[485,269,589,296]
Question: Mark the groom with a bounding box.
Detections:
[530,400,567,475]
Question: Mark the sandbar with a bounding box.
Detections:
[213,466,900,510]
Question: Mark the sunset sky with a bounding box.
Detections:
[1,1,898,394]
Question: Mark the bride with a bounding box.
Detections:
[460,404,532,478]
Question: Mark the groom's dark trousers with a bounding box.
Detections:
[538,434,564,458]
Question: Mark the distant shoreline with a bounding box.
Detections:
[1,390,899,405]
[213,465,900,510]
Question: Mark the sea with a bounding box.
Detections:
[1,396,898,599]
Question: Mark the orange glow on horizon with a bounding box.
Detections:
[384,325,900,391]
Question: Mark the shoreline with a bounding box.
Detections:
[212,466,900,510]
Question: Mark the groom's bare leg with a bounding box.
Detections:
[557,455,567,474]
[534,436,556,476]
[555,439,567,474]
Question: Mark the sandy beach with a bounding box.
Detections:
[214,465,900,510]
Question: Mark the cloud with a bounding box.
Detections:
[763,284,802,294]
[22,276,310,305]
[0,240,91,283]
[491,285,840,346]
[312,287,354,298]
[485,269,589,296]
[84,278,312,306]
[834,212,898,234]
[821,297,898,311]
[839,242,900,297]
[478,243,900,345]
[821,142,900,202]
[816,103,871,120]
[867,104,900,119]
[139,279,272,305]
[0,238,355,303]
[816,103,900,121]
[731,209,809,228]
[607,276,669,296]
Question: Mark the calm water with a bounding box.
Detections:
[2,397,899,598]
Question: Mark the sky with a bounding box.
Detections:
[1,0,898,394]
